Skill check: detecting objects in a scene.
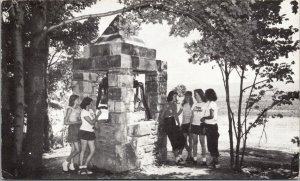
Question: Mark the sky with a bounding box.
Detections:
[76,0,300,96]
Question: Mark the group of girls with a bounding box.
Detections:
[159,88,220,168]
[62,95,101,175]
[62,88,219,173]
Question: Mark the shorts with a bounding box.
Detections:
[181,123,190,133]
[78,130,96,141]
[67,124,80,142]
[191,123,206,135]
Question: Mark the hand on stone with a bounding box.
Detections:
[96,110,102,117]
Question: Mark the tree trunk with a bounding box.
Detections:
[1,10,15,176]
[224,63,235,168]
[240,132,248,166]
[43,65,50,152]
[235,67,245,170]
[10,2,25,178]
[24,1,48,178]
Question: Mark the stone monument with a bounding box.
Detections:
[72,15,168,172]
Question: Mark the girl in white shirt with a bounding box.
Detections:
[78,97,101,174]
[191,89,209,165]
[201,89,220,168]
[177,91,193,161]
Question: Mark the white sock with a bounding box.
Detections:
[193,156,197,161]
[201,157,206,162]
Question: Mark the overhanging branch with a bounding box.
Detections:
[47,2,153,32]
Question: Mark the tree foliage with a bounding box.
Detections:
[184,0,299,169]
[121,0,299,170]
[172,84,187,97]
[1,0,99,178]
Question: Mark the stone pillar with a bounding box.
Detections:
[145,60,168,163]
[93,68,137,172]
[71,71,99,101]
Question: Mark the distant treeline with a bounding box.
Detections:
[217,95,300,117]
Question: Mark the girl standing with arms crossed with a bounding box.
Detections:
[201,89,220,168]
[177,91,193,162]
[190,89,208,165]
[78,97,101,174]
[62,95,82,172]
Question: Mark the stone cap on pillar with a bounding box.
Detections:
[74,15,159,72]
[92,15,146,47]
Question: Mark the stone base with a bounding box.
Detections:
[90,120,158,172]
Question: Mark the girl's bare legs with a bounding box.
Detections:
[79,139,87,166]
[188,133,193,158]
[192,134,198,162]
[199,135,206,163]
[71,142,80,163]
[84,140,95,166]
[183,133,192,159]
[66,142,80,162]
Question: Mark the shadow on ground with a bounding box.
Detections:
[41,147,253,180]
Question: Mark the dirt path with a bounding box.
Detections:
[41,147,253,179]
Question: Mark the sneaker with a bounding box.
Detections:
[62,161,69,172]
[78,169,87,175]
[78,165,86,175]
[69,163,75,171]
[186,156,193,163]
[192,158,197,165]
[208,161,220,168]
[176,158,185,165]
[78,166,93,175]
[86,169,93,174]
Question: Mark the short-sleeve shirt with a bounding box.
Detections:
[191,102,209,125]
[205,101,218,125]
[80,109,95,132]
[180,103,192,124]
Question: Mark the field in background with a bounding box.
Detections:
[176,115,299,154]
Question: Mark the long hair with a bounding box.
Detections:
[194,89,207,102]
[80,97,93,109]
[182,91,193,106]
[205,89,218,101]
[68,94,79,107]
[167,91,178,102]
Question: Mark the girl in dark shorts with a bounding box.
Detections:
[78,97,101,175]
[159,91,186,165]
[62,95,81,172]
[190,89,209,165]
[177,91,193,161]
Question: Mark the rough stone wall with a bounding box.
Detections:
[145,60,168,163]
[71,71,103,101]
[73,42,157,72]
[92,68,137,172]
[127,120,158,166]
